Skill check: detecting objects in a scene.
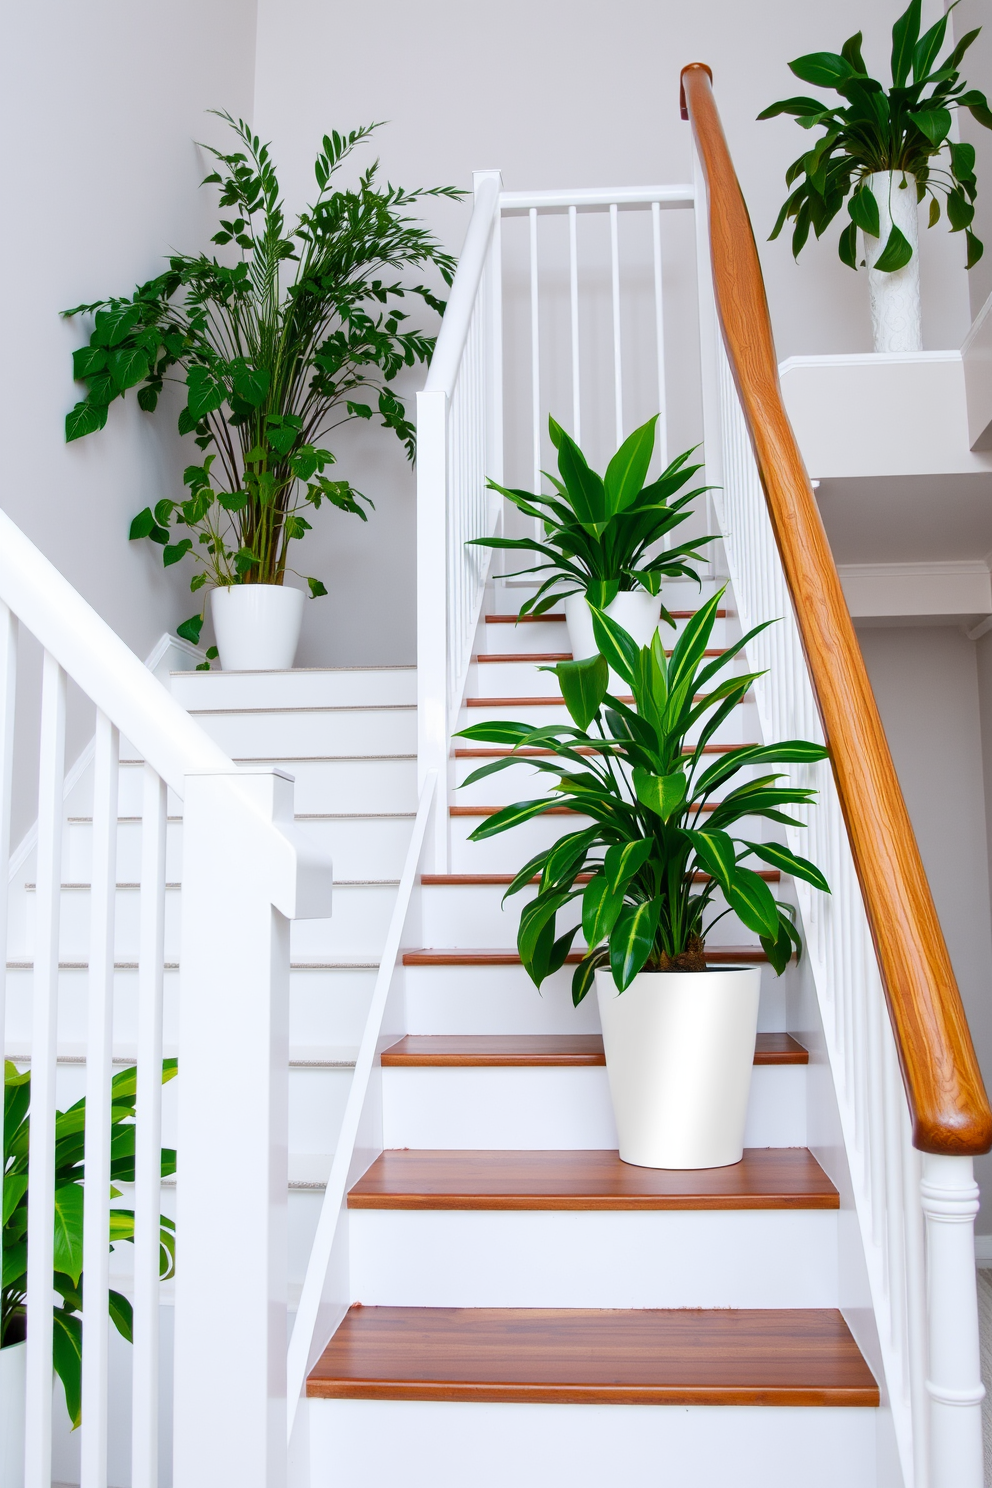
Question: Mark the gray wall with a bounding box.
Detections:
[859,626,992,1224]
[951,0,992,318]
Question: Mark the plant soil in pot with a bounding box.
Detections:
[596,966,761,1168]
[211,583,305,671]
[456,592,831,1172]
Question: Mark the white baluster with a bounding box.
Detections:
[25,652,66,1488]
[132,765,167,1488]
[569,203,581,444]
[80,711,119,1488]
[610,202,623,445]
[529,206,541,494]
[651,199,668,470]
[921,1154,985,1488]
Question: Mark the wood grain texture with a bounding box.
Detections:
[681,63,992,1156]
[466,694,743,707]
[476,650,726,663]
[306,1306,878,1405]
[347,1147,836,1210]
[379,1031,807,1067]
[484,610,728,622]
[420,869,779,885]
[454,743,746,757]
[450,802,718,816]
[401,946,776,966]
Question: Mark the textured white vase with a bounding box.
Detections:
[596,965,761,1169]
[210,584,305,671]
[0,1341,26,1488]
[564,589,662,668]
[863,170,923,353]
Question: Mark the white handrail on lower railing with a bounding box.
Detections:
[417,172,503,871]
[285,770,439,1434]
[0,509,333,1488]
[709,335,984,1488]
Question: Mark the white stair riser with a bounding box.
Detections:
[458,699,760,744]
[449,812,773,873]
[171,667,416,711]
[468,655,746,698]
[305,1400,876,1488]
[452,757,767,807]
[99,757,415,818]
[347,1207,835,1308]
[10,883,393,960]
[402,964,788,1036]
[187,707,417,758]
[479,615,732,655]
[420,882,768,949]
[3,966,376,1052]
[381,1065,806,1149]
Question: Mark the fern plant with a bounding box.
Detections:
[63,114,462,647]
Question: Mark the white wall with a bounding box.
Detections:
[253,0,977,666]
[857,625,992,1224]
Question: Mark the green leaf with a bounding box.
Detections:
[603,838,653,895]
[53,1183,84,1286]
[873,224,914,273]
[232,365,270,407]
[571,948,608,1006]
[582,873,625,948]
[913,108,951,146]
[760,916,795,976]
[589,607,638,687]
[948,189,975,232]
[609,899,661,991]
[604,416,657,515]
[848,185,879,237]
[556,430,609,533]
[838,221,858,269]
[176,613,204,646]
[93,303,141,348]
[129,507,155,541]
[186,367,226,420]
[891,0,922,89]
[632,765,687,822]
[913,12,946,82]
[108,347,150,392]
[53,1310,83,1429]
[108,1289,133,1343]
[163,539,192,567]
[467,797,557,841]
[3,1171,28,1225]
[65,401,109,443]
[687,828,737,890]
[967,230,984,269]
[724,867,781,939]
[788,52,854,89]
[840,31,867,75]
[308,577,328,598]
[545,654,608,731]
[742,840,830,893]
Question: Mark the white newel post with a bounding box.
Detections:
[173,769,331,1488]
[920,1153,985,1488]
[416,384,450,873]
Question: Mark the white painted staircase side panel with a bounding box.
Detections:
[170,665,417,710]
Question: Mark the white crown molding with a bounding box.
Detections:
[836,559,992,581]
[779,350,961,374]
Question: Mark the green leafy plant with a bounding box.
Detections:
[455,594,829,1000]
[759,0,992,272]
[468,415,714,622]
[63,113,462,647]
[2,1059,177,1427]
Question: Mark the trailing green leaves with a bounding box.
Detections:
[760,0,992,273]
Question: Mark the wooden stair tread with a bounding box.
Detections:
[477,650,726,663]
[450,802,719,816]
[402,946,776,966]
[484,610,728,622]
[380,1032,806,1066]
[347,1147,835,1210]
[466,693,746,707]
[455,743,751,757]
[306,1305,878,1405]
[421,871,780,885]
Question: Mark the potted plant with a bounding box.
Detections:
[2,1058,176,1476]
[469,414,713,668]
[63,115,461,670]
[455,594,829,1168]
[759,0,992,351]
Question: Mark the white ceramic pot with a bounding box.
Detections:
[863,170,922,353]
[210,584,305,671]
[0,1341,26,1488]
[564,590,663,672]
[596,965,761,1168]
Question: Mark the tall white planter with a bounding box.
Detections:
[864,170,923,353]
[596,966,761,1168]
[0,1342,26,1488]
[564,589,662,668]
[210,584,305,671]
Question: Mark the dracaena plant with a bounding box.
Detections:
[455,593,830,1002]
[62,113,462,650]
[468,414,714,622]
[2,1059,177,1428]
[759,0,992,272]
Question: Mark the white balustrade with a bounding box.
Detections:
[696,194,985,1482]
[0,507,332,1488]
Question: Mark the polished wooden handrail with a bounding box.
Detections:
[680,62,992,1156]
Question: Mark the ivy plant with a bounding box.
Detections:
[468,414,713,622]
[63,114,462,649]
[456,594,829,999]
[2,1059,176,1428]
[759,0,992,272]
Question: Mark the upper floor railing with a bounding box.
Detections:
[0,506,333,1488]
[682,61,990,1488]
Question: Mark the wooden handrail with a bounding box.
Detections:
[680,62,992,1156]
